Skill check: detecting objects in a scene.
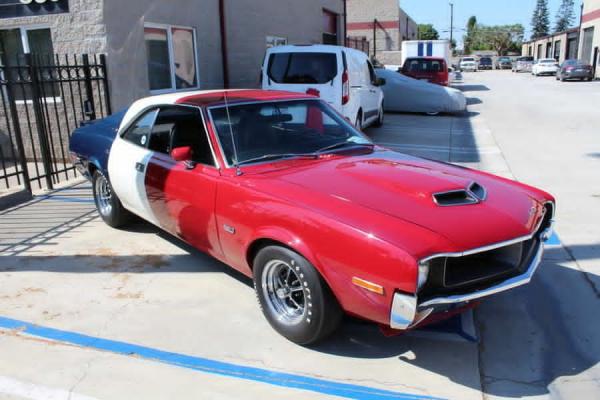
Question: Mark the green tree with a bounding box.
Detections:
[417,24,439,40]
[531,0,550,39]
[478,24,525,55]
[554,0,575,32]
[464,16,478,54]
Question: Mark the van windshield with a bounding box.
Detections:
[267,52,338,84]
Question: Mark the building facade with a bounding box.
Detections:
[522,28,580,64]
[0,0,344,109]
[580,0,600,77]
[346,0,417,65]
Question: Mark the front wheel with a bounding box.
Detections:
[92,170,130,228]
[253,246,343,345]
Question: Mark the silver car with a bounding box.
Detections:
[512,56,534,73]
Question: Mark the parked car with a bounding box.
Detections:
[262,45,385,130]
[512,56,534,73]
[70,89,555,345]
[478,57,493,70]
[459,57,478,72]
[532,58,559,76]
[556,59,595,81]
[377,69,466,114]
[400,57,449,86]
[495,56,513,69]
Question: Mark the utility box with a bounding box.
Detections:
[401,40,451,66]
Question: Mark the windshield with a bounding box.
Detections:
[462,58,475,62]
[267,52,338,84]
[499,57,511,61]
[209,100,372,166]
[540,59,556,64]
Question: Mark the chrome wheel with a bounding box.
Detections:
[261,260,306,325]
[94,174,112,217]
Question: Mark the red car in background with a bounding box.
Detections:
[70,90,555,345]
[401,57,449,86]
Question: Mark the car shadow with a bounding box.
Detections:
[466,97,483,106]
[455,84,491,92]
[312,244,600,398]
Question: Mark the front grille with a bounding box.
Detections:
[419,203,553,301]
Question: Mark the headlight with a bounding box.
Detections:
[417,262,429,290]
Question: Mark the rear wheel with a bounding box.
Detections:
[253,246,342,345]
[92,170,130,228]
[354,110,363,131]
[373,104,384,127]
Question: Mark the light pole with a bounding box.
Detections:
[449,2,454,45]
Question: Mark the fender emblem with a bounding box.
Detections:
[223,224,236,234]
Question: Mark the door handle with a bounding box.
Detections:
[135,162,145,173]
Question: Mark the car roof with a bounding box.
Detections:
[176,89,313,107]
[119,89,314,132]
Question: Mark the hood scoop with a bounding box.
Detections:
[433,182,487,206]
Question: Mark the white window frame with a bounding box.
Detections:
[1,24,60,104]
[144,22,200,95]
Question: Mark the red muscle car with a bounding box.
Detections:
[70,90,555,345]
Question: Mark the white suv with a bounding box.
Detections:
[262,45,385,130]
[460,57,478,72]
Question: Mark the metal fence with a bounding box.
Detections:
[0,53,111,193]
[346,37,370,55]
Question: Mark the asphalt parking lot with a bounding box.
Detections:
[1,70,599,399]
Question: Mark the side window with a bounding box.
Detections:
[366,61,377,84]
[123,109,159,147]
[149,106,215,166]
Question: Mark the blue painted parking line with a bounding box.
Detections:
[545,231,561,246]
[0,317,443,400]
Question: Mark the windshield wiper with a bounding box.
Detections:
[315,142,375,154]
[236,153,317,166]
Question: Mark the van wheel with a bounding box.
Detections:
[373,105,384,127]
[92,170,130,228]
[354,111,363,131]
[253,245,343,345]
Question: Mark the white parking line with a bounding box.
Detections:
[0,376,100,400]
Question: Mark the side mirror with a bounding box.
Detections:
[374,77,386,86]
[171,146,193,162]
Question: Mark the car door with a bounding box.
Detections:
[364,60,380,122]
[143,106,222,255]
[108,108,160,225]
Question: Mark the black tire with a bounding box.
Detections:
[354,110,363,131]
[561,76,566,82]
[373,104,384,127]
[92,170,130,228]
[253,245,342,345]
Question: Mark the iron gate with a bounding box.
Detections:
[0,53,111,193]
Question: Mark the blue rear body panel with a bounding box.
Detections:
[69,110,126,179]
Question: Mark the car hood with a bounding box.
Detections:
[250,150,549,256]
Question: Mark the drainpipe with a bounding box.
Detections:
[219,0,230,88]
[577,2,584,58]
[343,0,347,46]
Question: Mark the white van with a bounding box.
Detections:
[261,45,385,129]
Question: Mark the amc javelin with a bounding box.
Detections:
[70,89,555,345]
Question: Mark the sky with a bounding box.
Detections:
[401,0,584,47]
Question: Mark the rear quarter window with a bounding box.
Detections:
[267,52,338,84]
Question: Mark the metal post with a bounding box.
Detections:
[450,3,454,46]
[99,54,112,115]
[81,54,97,121]
[26,54,54,190]
[373,18,377,59]
[1,54,32,194]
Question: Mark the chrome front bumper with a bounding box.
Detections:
[390,221,554,330]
